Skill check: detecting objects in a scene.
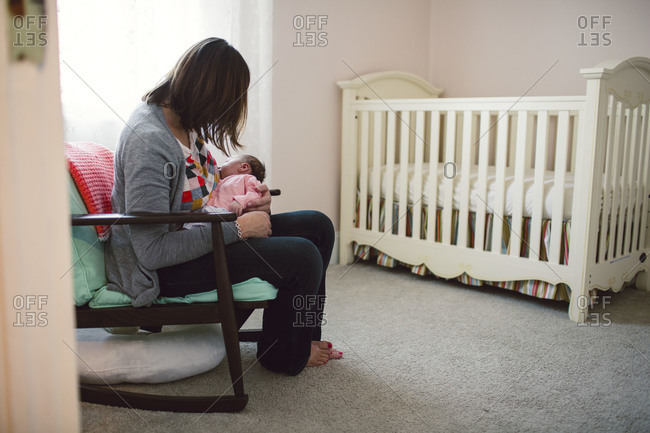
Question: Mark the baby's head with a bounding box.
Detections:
[219,154,266,182]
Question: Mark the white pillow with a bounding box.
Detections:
[76,324,225,384]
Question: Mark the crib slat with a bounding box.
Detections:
[472,114,480,168]
[371,111,383,233]
[508,115,518,169]
[631,105,647,252]
[599,95,617,262]
[359,112,370,232]
[397,112,411,237]
[549,111,570,264]
[385,111,397,235]
[442,111,457,245]
[475,110,490,250]
[609,102,626,260]
[530,111,549,261]
[457,111,473,248]
[639,104,650,250]
[412,111,426,240]
[570,112,579,173]
[427,111,441,242]
[616,107,633,256]
[491,112,509,254]
[524,113,535,170]
[624,106,642,253]
[509,112,528,257]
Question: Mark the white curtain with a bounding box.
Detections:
[57,0,273,176]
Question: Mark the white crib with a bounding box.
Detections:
[338,58,650,322]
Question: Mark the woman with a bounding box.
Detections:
[104,37,341,375]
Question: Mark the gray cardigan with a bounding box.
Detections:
[104,102,239,307]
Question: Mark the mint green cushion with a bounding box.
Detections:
[89,277,277,308]
[69,175,108,306]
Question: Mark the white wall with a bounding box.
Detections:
[270,0,650,233]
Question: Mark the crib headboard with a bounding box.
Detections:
[337,70,443,100]
[580,57,650,107]
[576,57,650,282]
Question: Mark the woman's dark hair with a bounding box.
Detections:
[143,38,250,155]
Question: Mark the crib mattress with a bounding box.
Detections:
[365,163,574,219]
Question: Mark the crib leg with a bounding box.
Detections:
[568,289,589,324]
[634,270,650,291]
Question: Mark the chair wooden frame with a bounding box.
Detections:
[72,209,272,413]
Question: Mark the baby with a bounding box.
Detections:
[207,154,266,216]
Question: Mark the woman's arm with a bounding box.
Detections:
[115,127,238,270]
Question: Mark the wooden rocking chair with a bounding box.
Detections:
[68,142,277,413]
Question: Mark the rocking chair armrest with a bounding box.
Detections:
[70,212,237,310]
[71,211,237,226]
[70,189,279,227]
[71,213,237,333]
[72,211,239,328]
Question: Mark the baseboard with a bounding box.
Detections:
[331,232,340,265]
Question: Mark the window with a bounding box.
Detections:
[58,0,272,171]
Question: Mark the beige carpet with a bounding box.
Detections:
[80,262,650,433]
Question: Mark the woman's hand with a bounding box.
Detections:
[237,211,272,239]
[245,184,272,213]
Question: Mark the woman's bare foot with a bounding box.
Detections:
[322,340,343,359]
[307,341,344,367]
[307,341,331,366]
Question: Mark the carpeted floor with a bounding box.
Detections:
[80,262,650,433]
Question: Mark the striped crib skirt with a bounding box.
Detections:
[352,198,573,302]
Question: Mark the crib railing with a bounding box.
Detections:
[349,97,584,267]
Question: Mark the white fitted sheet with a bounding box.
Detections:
[365,163,575,220]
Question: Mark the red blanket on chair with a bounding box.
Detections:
[65,142,114,240]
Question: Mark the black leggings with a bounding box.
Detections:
[157,210,335,375]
